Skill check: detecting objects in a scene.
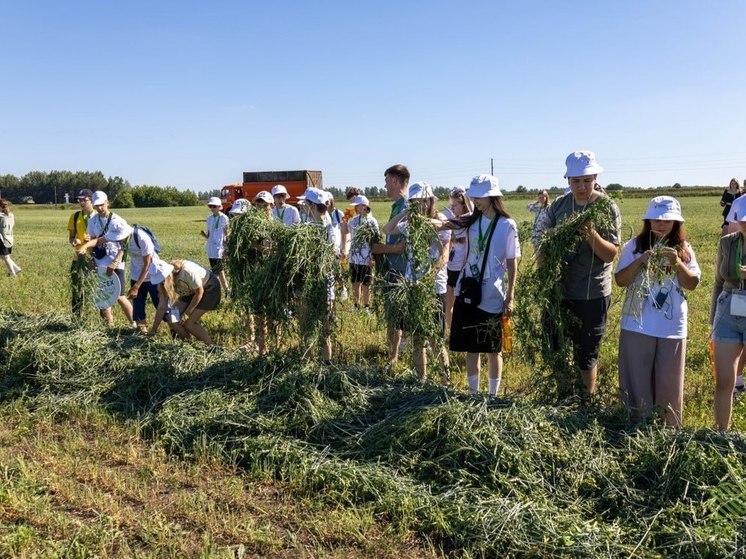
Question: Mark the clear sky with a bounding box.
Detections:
[2,0,745,192]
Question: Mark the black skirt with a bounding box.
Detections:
[449,298,502,354]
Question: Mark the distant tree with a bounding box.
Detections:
[672,183,682,189]
[198,188,222,200]
[433,186,450,199]
[327,186,343,199]
[606,183,623,191]
[111,190,135,208]
[515,185,527,193]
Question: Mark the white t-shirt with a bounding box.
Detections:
[616,239,701,339]
[272,205,301,227]
[174,260,210,296]
[397,215,452,295]
[443,208,470,272]
[726,195,746,223]
[128,226,156,282]
[329,208,345,255]
[457,215,521,314]
[347,214,379,265]
[205,212,229,259]
[86,212,128,270]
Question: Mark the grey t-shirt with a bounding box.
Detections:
[537,193,621,300]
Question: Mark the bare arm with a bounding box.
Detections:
[129,253,153,298]
[381,211,408,236]
[147,285,169,336]
[585,226,618,263]
[504,258,517,316]
[615,251,651,287]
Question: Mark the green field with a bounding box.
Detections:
[1,196,745,558]
[0,196,733,428]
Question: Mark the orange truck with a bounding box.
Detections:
[219,170,323,212]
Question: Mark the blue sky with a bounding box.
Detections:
[2,0,745,191]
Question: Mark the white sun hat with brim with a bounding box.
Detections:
[253,191,273,205]
[466,175,502,198]
[271,184,288,196]
[408,182,435,200]
[642,196,684,222]
[349,195,370,207]
[91,191,108,206]
[103,220,133,242]
[207,196,222,207]
[301,187,329,205]
[564,150,604,178]
[148,260,174,285]
[228,198,250,215]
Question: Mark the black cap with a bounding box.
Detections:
[76,189,93,200]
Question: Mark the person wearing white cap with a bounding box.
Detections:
[200,197,230,294]
[381,181,451,382]
[346,194,379,311]
[145,259,188,340]
[252,191,274,216]
[439,175,520,396]
[271,184,301,226]
[533,151,621,395]
[168,259,222,345]
[77,191,134,326]
[615,196,700,427]
[127,225,165,333]
[228,198,251,218]
[302,186,339,364]
[444,186,473,329]
[709,205,746,430]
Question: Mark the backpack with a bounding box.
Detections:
[132,224,161,253]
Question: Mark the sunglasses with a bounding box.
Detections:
[208,204,219,208]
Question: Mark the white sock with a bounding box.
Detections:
[488,378,500,396]
[737,375,744,388]
[467,375,479,395]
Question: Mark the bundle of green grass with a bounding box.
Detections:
[0,311,745,557]
[374,208,443,340]
[513,195,618,398]
[225,210,339,336]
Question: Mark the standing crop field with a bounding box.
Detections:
[1,195,745,557]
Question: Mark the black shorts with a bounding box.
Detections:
[449,299,502,354]
[0,245,11,256]
[209,258,224,273]
[178,274,222,312]
[446,269,462,288]
[350,263,372,285]
[543,296,611,370]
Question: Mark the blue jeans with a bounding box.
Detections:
[131,280,160,322]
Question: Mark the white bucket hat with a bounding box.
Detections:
[148,260,174,285]
[228,198,250,215]
[466,175,502,198]
[408,182,435,200]
[91,191,108,206]
[271,184,288,196]
[301,187,329,205]
[642,196,684,222]
[207,196,222,207]
[349,194,370,207]
[564,150,604,178]
[253,191,273,205]
[104,220,132,242]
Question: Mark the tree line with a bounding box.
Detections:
[0,171,199,207]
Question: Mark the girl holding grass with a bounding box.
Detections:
[444,186,473,329]
[383,182,451,384]
[346,194,379,311]
[710,208,746,430]
[440,175,520,397]
[615,196,700,427]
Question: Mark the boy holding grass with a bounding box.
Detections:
[200,197,230,293]
[533,151,621,395]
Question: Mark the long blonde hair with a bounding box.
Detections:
[158,273,178,304]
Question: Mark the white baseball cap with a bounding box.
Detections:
[301,187,328,205]
[91,191,108,206]
[253,191,273,205]
[642,196,684,222]
[408,182,434,200]
[349,195,370,207]
[271,184,288,196]
[104,220,132,242]
[564,151,604,178]
[466,175,502,198]
[207,196,222,207]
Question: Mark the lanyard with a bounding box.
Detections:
[736,237,743,289]
[276,207,285,221]
[477,214,498,256]
[212,214,221,230]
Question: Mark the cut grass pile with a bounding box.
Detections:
[1,311,745,557]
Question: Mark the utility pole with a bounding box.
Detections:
[490,158,494,176]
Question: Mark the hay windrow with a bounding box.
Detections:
[514,195,618,398]
[1,310,745,557]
